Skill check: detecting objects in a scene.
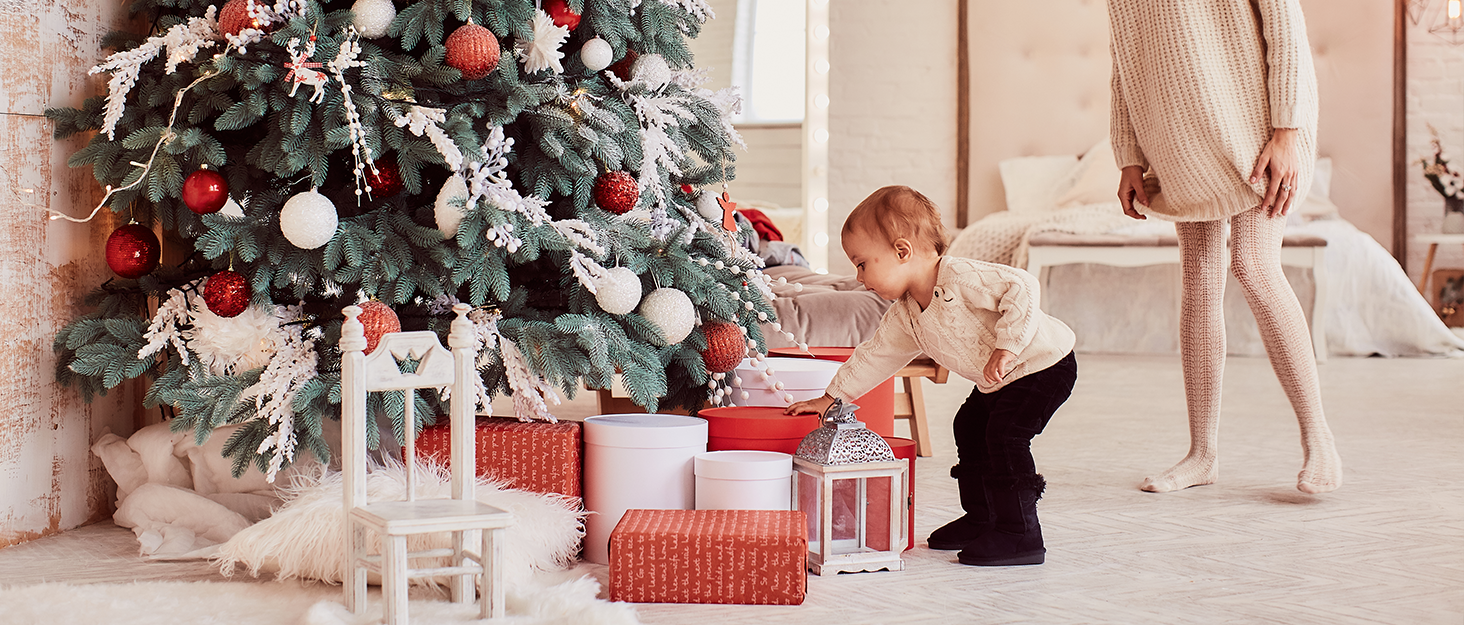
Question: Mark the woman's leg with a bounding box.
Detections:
[1230,207,1342,493]
[1143,218,1227,492]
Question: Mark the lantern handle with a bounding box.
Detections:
[822,398,860,425]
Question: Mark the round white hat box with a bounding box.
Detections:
[730,357,842,406]
[695,450,793,511]
[582,413,708,564]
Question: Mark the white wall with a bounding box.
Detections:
[827,0,959,276]
[1406,17,1464,281]
[0,3,137,547]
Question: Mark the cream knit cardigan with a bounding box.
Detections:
[825,256,1075,400]
[1108,0,1318,221]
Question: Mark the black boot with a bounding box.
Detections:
[957,474,1046,566]
[927,465,993,550]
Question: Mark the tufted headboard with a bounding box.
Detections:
[961,0,1395,250]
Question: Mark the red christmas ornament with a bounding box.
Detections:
[593,171,639,214]
[182,168,229,215]
[105,224,161,279]
[607,48,639,82]
[203,270,250,318]
[445,22,502,81]
[544,0,582,30]
[219,0,270,37]
[701,321,746,374]
[365,155,404,198]
[357,300,401,355]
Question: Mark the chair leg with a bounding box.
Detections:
[906,376,933,457]
[483,527,504,620]
[451,530,472,604]
[384,534,409,625]
[347,524,368,615]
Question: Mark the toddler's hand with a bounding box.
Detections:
[785,393,835,416]
[983,349,1016,385]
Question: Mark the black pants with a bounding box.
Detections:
[951,352,1077,478]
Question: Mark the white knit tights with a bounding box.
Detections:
[1142,206,1342,494]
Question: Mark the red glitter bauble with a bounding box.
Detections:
[219,0,269,37]
[182,168,229,214]
[445,22,501,81]
[105,224,161,279]
[593,171,639,214]
[607,48,638,82]
[203,270,250,318]
[357,300,401,355]
[365,155,404,198]
[701,321,746,374]
[544,0,581,30]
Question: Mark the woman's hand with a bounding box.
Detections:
[983,349,1016,385]
[1251,128,1302,218]
[1117,165,1148,220]
[785,393,836,416]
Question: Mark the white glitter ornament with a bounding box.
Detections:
[595,266,642,315]
[351,0,397,38]
[279,189,338,249]
[434,173,470,239]
[631,53,671,90]
[696,190,722,222]
[638,287,695,345]
[581,36,613,72]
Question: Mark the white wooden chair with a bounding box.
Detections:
[341,303,513,625]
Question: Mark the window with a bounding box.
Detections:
[732,0,806,122]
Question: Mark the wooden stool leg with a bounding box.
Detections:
[1419,243,1440,295]
[906,376,933,457]
[485,527,504,619]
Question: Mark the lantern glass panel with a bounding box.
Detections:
[797,470,821,547]
[863,475,892,552]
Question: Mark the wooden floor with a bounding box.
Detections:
[2,354,1461,624]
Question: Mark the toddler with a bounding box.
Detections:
[786,185,1077,566]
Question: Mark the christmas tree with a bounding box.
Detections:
[49,0,795,479]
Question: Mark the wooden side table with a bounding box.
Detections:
[894,357,948,458]
[1413,234,1464,295]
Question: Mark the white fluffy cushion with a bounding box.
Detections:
[998,155,1080,213]
[1055,137,1121,209]
[214,462,585,589]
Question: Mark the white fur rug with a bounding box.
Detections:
[0,567,641,625]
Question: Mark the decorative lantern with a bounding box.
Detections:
[791,399,908,575]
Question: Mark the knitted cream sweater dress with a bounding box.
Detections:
[1107,0,1319,222]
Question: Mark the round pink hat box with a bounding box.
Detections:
[583,413,708,564]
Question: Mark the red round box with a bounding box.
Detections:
[884,436,916,551]
[769,347,895,438]
[700,406,821,454]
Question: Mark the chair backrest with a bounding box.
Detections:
[340,303,479,511]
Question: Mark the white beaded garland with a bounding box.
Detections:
[733,376,743,386]
[279,190,338,249]
[740,390,750,400]
[638,287,696,345]
[434,173,469,239]
[757,311,767,321]
[581,37,614,72]
[783,393,794,403]
[743,301,754,310]
[351,0,397,38]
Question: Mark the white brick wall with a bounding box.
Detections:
[1407,23,1464,283]
[827,0,958,276]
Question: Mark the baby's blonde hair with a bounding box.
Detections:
[842,185,949,255]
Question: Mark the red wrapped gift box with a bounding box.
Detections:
[769,346,895,437]
[414,417,582,498]
[609,509,807,605]
[700,406,820,454]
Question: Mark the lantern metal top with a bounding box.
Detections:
[794,398,896,465]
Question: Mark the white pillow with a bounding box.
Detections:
[998,155,1079,213]
[1055,137,1121,209]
